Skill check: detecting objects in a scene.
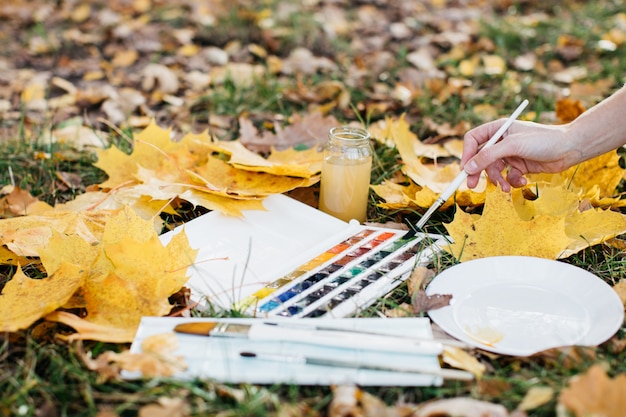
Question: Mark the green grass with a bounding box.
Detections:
[2,0,626,416]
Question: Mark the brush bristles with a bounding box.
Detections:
[173,322,218,335]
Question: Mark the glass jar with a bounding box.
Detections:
[318,126,372,223]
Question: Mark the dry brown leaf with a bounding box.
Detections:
[0,186,53,217]
[328,385,361,417]
[517,386,554,411]
[80,333,187,382]
[529,346,597,369]
[421,118,470,143]
[407,265,435,294]
[555,97,586,123]
[328,385,415,417]
[274,403,322,417]
[611,280,626,305]
[94,407,119,417]
[476,378,512,398]
[442,346,486,380]
[239,112,339,153]
[139,398,190,417]
[415,397,509,417]
[556,34,584,61]
[142,63,179,94]
[558,364,626,417]
[411,289,452,313]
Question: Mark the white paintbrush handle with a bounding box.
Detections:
[416,99,529,229]
[247,324,443,355]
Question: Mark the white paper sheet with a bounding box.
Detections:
[160,194,359,309]
[128,317,443,386]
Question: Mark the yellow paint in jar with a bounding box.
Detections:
[318,126,372,223]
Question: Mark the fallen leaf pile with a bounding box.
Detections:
[0,206,197,342]
[90,119,326,217]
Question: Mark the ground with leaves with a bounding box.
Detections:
[2,0,626,416]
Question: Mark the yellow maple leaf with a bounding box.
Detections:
[178,189,266,216]
[0,210,112,257]
[371,115,487,209]
[527,150,626,208]
[94,121,202,196]
[511,181,580,220]
[1,205,199,342]
[38,230,99,277]
[93,143,138,189]
[446,182,626,261]
[101,205,156,245]
[189,155,317,198]
[128,171,267,216]
[53,209,196,341]
[562,206,626,258]
[445,185,573,261]
[0,245,30,266]
[370,181,421,211]
[201,136,322,178]
[266,146,323,177]
[510,179,626,256]
[0,263,84,332]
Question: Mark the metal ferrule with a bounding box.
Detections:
[212,322,251,338]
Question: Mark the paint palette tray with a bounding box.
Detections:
[160,194,448,318]
[243,227,444,318]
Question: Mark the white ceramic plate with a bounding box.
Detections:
[426,256,624,356]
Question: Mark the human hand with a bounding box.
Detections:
[460,120,575,192]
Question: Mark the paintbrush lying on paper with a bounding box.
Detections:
[263,321,469,348]
[173,321,443,355]
[240,351,474,381]
[415,99,529,230]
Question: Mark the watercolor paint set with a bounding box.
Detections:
[160,194,448,318]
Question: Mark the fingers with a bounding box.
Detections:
[464,144,501,176]
[461,119,508,168]
[506,166,527,188]
[486,159,511,192]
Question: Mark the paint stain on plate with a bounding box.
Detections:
[463,325,504,347]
